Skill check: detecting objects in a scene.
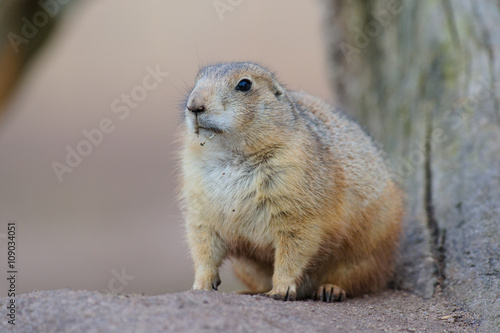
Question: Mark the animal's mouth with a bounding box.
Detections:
[195,126,223,135]
[193,117,224,135]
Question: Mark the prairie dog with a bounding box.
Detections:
[179,62,403,302]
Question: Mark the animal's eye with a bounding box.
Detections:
[236,79,252,92]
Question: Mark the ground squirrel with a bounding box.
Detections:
[179,62,403,302]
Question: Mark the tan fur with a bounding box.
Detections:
[179,62,403,301]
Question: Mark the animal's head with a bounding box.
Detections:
[184,62,295,147]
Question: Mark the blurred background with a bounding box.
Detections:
[0,0,331,296]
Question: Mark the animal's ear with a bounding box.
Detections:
[272,79,284,98]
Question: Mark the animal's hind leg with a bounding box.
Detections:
[231,257,273,294]
[313,249,395,302]
[312,181,402,303]
[313,284,346,302]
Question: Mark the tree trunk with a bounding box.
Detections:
[321,0,500,329]
[0,0,72,116]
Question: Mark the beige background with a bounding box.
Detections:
[0,0,333,296]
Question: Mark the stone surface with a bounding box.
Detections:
[321,0,500,329]
[0,289,479,332]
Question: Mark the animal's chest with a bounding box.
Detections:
[198,158,279,243]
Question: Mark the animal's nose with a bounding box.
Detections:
[187,104,205,114]
[187,92,206,115]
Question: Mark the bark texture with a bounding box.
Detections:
[321,0,500,329]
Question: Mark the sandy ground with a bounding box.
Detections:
[0,289,480,333]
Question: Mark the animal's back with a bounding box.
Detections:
[291,90,393,205]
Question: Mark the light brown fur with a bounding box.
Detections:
[179,62,403,302]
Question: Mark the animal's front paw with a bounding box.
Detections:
[265,285,297,301]
[313,284,346,302]
[192,272,221,291]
